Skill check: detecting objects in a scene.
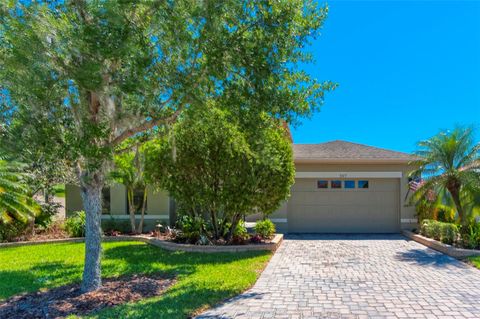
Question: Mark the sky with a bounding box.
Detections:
[291,0,480,153]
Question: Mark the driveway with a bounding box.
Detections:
[198,234,480,319]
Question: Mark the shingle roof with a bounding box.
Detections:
[294,140,416,163]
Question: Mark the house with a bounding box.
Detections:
[66,140,418,233]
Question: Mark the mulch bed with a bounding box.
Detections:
[0,274,175,319]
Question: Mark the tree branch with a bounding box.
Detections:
[110,108,181,147]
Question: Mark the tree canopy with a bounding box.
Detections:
[144,105,295,241]
[0,0,334,291]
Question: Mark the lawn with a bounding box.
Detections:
[468,256,480,270]
[0,241,271,318]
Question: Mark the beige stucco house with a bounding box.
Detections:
[66,140,418,233]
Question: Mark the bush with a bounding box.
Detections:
[460,223,480,249]
[102,216,131,234]
[440,223,458,245]
[255,219,276,239]
[175,215,206,244]
[35,201,62,228]
[0,220,28,242]
[231,220,249,244]
[421,219,459,245]
[64,211,86,237]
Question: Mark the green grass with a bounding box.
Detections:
[0,241,271,318]
[468,256,480,269]
[53,184,65,197]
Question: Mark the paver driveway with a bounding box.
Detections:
[198,234,480,319]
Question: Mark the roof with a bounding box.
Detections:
[294,140,417,164]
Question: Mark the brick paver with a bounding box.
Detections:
[197,234,480,318]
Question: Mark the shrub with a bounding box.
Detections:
[176,215,206,244]
[35,201,62,228]
[460,223,480,249]
[255,219,276,239]
[64,211,86,237]
[440,223,458,245]
[421,219,459,246]
[431,222,442,241]
[102,217,131,234]
[0,220,28,242]
[231,220,249,244]
[420,219,434,237]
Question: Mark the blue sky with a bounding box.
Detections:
[292,0,480,153]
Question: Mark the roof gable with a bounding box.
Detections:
[294,140,416,163]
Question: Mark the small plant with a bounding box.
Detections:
[0,220,28,242]
[255,219,276,239]
[64,211,86,237]
[176,215,206,244]
[102,216,131,234]
[35,201,62,229]
[440,223,458,245]
[250,234,262,244]
[461,224,480,249]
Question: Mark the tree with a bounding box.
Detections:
[110,147,147,234]
[410,126,480,226]
[144,106,295,241]
[1,1,334,291]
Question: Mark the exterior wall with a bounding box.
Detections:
[65,162,418,234]
[65,184,171,230]
[110,184,126,215]
[65,184,83,215]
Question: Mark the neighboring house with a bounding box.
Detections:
[66,140,418,233]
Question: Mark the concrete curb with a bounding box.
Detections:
[402,230,480,258]
[0,234,283,253]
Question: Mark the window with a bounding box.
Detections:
[344,180,355,189]
[331,180,342,189]
[102,188,110,214]
[358,180,369,189]
[317,180,328,189]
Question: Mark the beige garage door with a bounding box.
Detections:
[288,178,400,233]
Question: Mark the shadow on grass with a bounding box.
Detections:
[1,241,271,318]
[89,283,265,319]
[0,262,83,300]
[395,248,467,268]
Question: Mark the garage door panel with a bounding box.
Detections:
[288,178,399,233]
[289,191,397,207]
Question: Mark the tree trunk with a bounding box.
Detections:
[79,172,104,293]
[210,210,219,239]
[127,188,137,234]
[138,187,147,234]
[226,213,241,243]
[447,185,465,225]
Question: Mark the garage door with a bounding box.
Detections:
[287,178,400,233]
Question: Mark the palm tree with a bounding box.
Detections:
[110,147,148,234]
[0,158,39,225]
[410,126,480,226]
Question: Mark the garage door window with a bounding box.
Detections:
[331,180,342,189]
[358,180,369,188]
[344,180,355,189]
[317,180,328,188]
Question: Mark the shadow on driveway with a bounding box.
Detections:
[395,248,469,268]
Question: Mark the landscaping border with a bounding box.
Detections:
[0,234,283,253]
[402,230,480,259]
